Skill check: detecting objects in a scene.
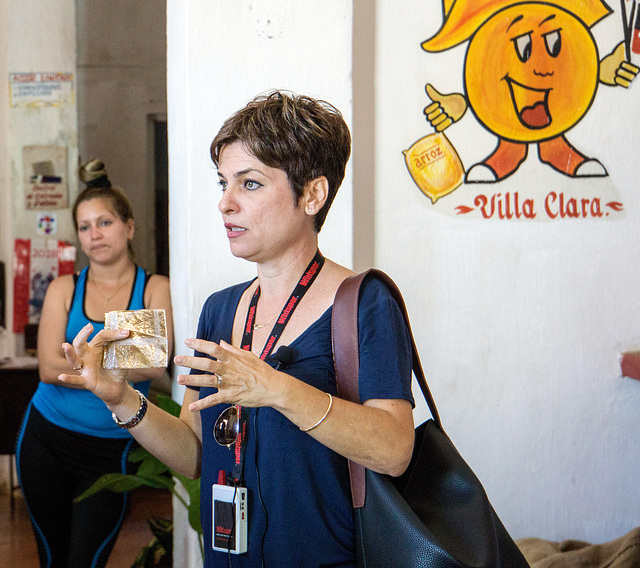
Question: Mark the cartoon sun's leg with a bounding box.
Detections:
[538,135,607,177]
[466,138,528,183]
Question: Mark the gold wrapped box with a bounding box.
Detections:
[102,309,168,369]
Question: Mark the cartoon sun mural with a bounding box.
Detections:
[406,0,639,204]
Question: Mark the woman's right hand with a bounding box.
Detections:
[59,323,131,405]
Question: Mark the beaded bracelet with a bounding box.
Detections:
[112,390,148,429]
[300,392,333,432]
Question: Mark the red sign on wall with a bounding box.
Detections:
[13,238,76,333]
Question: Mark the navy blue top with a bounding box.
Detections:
[32,265,151,438]
[191,275,414,567]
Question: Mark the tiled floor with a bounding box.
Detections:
[0,479,173,567]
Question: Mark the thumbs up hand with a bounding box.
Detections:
[599,42,639,88]
[424,83,467,131]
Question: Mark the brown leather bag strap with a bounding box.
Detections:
[331,269,441,508]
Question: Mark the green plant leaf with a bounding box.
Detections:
[75,473,146,501]
[73,392,204,549]
[128,445,151,463]
[148,517,173,556]
[74,473,175,502]
[132,536,171,568]
[156,393,181,416]
[187,483,202,534]
[172,472,202,533]
[172,472,199,501]
[135,474,176,491]
[136,453,172,479]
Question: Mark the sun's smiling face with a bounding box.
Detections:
[465,4,598,142]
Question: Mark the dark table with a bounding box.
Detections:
[0,358,39,514]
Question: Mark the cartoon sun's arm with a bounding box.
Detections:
[424,83,467,131]
[599,42,639,88]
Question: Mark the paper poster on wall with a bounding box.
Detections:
[24,145,69,210]
[406,0,639,221]
[9,72,75,108]
[13,238,76,333]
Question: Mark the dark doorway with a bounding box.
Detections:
[154,119,169,277]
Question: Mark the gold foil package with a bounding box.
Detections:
[102,309,168,369]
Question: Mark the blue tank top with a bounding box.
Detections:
[32,265,152,438]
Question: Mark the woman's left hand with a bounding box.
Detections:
[175,338,283,412]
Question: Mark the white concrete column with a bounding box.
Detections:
[166,1,354,564]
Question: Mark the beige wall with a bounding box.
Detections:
[0,0,166,354]
[76,0,167,273]
[0,0,167,506]
[0,0,78,356]
[0,0,78,496]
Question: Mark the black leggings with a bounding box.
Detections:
[16,404,134,568]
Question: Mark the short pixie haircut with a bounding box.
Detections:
[210,90,351,232]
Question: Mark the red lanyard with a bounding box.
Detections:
[241,249,325,359]
[231,250,325,482]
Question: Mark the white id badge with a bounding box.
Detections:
[212,484,247,554]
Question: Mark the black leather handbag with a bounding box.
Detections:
[332,270,530,568]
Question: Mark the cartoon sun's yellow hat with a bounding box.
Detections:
[422,0,611,52]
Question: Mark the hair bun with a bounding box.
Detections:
[79,158,112,188]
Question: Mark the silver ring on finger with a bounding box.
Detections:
[216,375,222,388]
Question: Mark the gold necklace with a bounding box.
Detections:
[90,270,133,308]
[253,311,279,330]
[253,296,282,330]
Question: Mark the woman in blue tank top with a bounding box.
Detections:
[16,161,173,568]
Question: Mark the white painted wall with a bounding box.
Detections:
[0,0,77,494]
[166,0,354,562]
[167,0,640,552]
[375,0,640,543]
[7,0,78,245]
[0,0,78,356]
